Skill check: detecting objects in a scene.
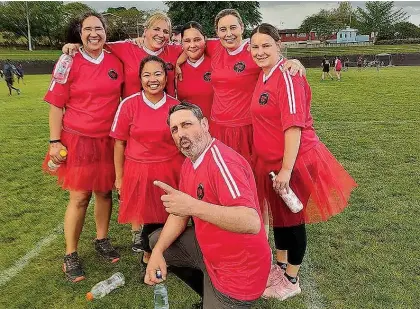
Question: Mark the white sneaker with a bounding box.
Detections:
[266,264,285,287]
[263,273,301,301]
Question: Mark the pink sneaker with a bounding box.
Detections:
[263,273,301,301]
[266,264,284,287]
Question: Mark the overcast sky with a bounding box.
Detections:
[80,1,420,29]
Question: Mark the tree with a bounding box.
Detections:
[393,21,420,39]
[165,1,262,37]
[355,1,408,40]
[299,10,337,42]
[103,7,149,41]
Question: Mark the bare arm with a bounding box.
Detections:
[48,105,66,164]
[113,139,126,193]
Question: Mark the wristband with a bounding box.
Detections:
[49,139,61,144]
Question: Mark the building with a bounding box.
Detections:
[278,28,317,45]
[336,26,370,43]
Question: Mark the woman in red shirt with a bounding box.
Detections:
[110,56,184,264]
[43,12,123,283]
[250,23,357,301]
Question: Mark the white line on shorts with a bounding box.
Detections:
[300,251,326,309]
[0,223,63,287]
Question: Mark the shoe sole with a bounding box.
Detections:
[262,288,302,301]
[62,264,85,283]
[132,247,144,253]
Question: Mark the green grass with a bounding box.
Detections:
[0,49,61,61]
[286,44,420,57]
[0,67,419,309]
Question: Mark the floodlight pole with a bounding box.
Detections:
[25,1,32,51]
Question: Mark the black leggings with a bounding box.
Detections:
[141,223,164,252]
[273,224,307,265]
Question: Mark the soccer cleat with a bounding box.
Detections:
[131,230,145,253]
[263,273,301,301]
[266,264,285,288]
[63,252,85,283]
[94,238,120,263]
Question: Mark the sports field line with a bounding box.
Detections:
[0,223,63,287]
[300,250,326,309]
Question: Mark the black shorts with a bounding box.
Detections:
[357,63,362,67]
[5,78,13,86]
[322,67,330,73]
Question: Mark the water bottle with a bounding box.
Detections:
[154,270,169,309]
[47,149,67,172]
[86,272,125,301]
[269,171,303,213]
[53,54,73,84]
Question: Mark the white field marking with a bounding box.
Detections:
[0,223,63,287]
[300,250,326,309]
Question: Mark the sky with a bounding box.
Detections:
[80,1,420,29]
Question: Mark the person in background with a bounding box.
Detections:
[334,56,342,81]
[16,63,25,84]
[145,101,271,309]
[357,55,363,71]
[42,12,123,283]
[171,24,183,44]
[3,60,20,95]
[110,55,184,265]
[250,23,357,301]
[321,55,333,80]
[176,21,213,120]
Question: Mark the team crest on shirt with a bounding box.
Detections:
[203,72,211,82]
[233,61,246,73]
[165,62,174,71]
[259,92,269,105]
[197,183,204,200]
[108,69,118,80]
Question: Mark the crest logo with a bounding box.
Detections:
[233,61,246,73]
[197,183,204,200]
[203,72,211,82]
[165,62,174,71]
[108,69,118,80]
[259,92,269,105]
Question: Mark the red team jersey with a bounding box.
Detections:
[44,50,123,138]
[251,58,319,162]
[179,139,271,300]
[106,41,182,98]
[110,92,180,163]
[176,55,213,119]
[207,40,261,126]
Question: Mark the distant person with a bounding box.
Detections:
[16,63,24,84]
[3,60,20,95]
[171,25,182,44]
[344,57,349,71]
[357,56,362,71]
[321,55,333,80]
[334,56,342,81]
[0,69,4,79]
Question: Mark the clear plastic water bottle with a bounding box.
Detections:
[53,54,73,84]
[154,270,169,309]
[86,272,125,301]
[269,171,303,213]
[47,149,67,172]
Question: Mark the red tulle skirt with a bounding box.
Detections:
[254,142,357,227]
[210,122,253,164]
[42,130,115,192]
[118,154,185,225]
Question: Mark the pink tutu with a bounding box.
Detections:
[118,154,185,225]
[254,142,357,227]
[42,130,115,192]
[210,122,253,164]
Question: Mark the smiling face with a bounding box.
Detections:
[250,32,281,73]
[140,60,167,96]
[80,16,106,53]
[216,14,243,51]
[144,19,170,51]
[182,28,206,61]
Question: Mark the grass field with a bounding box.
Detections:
[0,44,419,61]
[0,67,419,309]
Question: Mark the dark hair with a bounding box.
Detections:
[139,55,167,78]
[172,25,183,34]
[214,9,244,32]
[181,21,205,39]
[65,11,106,44]
[167,101,204,126]
[250,23,280,42]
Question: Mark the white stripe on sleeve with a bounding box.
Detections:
[49,80,56,91]
[282,71,296,114]
[111,92,139,132]
[210,147,237,199]
[213,145,241,198]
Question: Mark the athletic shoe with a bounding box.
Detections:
[94,238,120,263]
[266,264,285,287]
[263,273,301,301]
[62,252,85,283]
[17,89,21,95]
[131,230,144,253]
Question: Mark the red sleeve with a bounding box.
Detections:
[43,64,70,108]
[209,147,257,209]
[105,40,132,61]
[278,71,307,131]
[205,39,221,57]
[109,99,131,140]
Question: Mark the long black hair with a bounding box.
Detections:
[65,11,107,44]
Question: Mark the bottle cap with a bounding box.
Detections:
[59,149,67,157]
[156,270,162,279]
[86,292,94,301]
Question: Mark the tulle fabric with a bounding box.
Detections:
[210,122,253,164]
[42,130,115,192]
[254,142,357,227]
[118,154,185,225]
